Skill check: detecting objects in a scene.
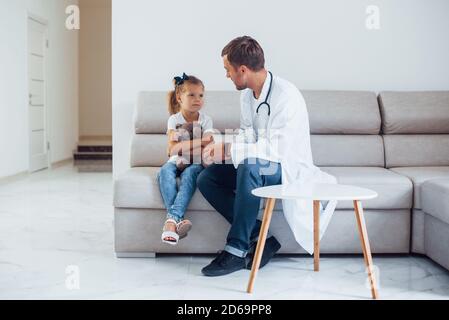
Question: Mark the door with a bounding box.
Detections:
[28,17,49,172]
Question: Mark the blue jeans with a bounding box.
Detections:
[197,158,282,258]
[157,162,204,223]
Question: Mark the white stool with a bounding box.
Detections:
[248,183,379,299]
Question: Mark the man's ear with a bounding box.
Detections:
[239,65,248,74]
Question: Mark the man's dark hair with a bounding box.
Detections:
[221,36,265,71]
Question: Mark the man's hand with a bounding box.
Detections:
[201,134,214,147]
[202,142,232,165]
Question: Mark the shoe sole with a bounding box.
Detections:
[202,265,246,277]
[177,221,192,240]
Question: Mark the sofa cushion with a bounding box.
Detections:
[320,167,413,210]
[379,91,449,134]
[421,179,449,225]
[114,167,215,210]
[311,135,384,167]
[302,90,381,134]
[389,167,449,209]
[131,134,168,167]
[135,90,382,135]
[116,166,412,212]
[266,167,412,211]
[384,135,449,168]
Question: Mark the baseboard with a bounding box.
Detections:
[115,252,156,258]
[0,158,74,183]
[52,158,73,168]
[0,170,29,184]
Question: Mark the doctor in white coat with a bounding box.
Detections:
[198,36,337,277]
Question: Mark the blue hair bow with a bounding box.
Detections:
[174,73,190,86]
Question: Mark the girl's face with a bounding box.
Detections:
[177,83,204,113]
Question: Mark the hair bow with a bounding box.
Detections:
[174,73,190,86]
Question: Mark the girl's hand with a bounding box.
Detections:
[202,144,215,166]
[176,157,190,171]
[170,131,181,142]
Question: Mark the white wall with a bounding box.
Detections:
[112,0,449,177]
[0,0,79,178]
[79,0,111,139]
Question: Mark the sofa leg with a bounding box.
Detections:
[115,252,156,258]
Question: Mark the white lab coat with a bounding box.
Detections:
[230,73,338,254]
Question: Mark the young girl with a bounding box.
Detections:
[158,73,214,245]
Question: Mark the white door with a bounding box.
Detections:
[28,17,49,172]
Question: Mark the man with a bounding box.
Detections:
[198,36,336,277]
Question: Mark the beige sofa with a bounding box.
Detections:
[113,90,449,271]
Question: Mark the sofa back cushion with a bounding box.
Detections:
[303,90,383,166]
[131,90,384,168]
[384,135,449,168]
[379,91,449,134]
[303,90,381,134]
[379,91,449,168]
[311,135,384,167]
[135,91,241,134]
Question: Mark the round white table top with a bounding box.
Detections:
[252,183,378,201]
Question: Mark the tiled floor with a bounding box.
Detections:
[1,163,448,300]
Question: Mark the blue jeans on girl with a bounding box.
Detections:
[157,162,204,223]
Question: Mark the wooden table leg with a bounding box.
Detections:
[247,198,276,294]
[353,200,379,300]
[313,200,320,272]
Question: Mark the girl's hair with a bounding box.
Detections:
[167,75,205,115]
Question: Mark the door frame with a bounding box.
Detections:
[27,13,51,172]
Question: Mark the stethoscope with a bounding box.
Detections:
[255,71,273,116]
[254,72,273,135]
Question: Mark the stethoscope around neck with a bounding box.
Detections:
[255,71,273,116]
[254,72,273,136]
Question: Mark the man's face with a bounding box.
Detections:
[223,55,247,91]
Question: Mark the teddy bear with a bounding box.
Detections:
[173,122,213,171]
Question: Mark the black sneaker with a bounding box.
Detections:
[201,250,246,277]
[245,236,281,270]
